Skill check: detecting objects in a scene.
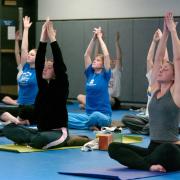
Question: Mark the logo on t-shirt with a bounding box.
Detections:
[19,72,32,85]
[87,78,96,86]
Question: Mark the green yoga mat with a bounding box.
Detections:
[122,135,142,143]
[0,135,142,153]
[0,144,81,153]
[97,133,143,144]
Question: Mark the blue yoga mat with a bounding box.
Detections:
[0,102,18,108]
[59,166,172,180]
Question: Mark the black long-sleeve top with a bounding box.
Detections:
[34,41,69,131]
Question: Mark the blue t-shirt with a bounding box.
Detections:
[17,63,38,105]
[85,65,112,116]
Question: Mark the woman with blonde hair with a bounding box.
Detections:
[109,12,180,172]
[68,27,112,130]
[0,16,38,125]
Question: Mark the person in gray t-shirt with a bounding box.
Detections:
[108,12,180,173]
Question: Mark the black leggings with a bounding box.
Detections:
[2,123,68,149]
[108,141,180,171]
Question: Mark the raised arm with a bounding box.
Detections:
[115,32,122,70]
[166,12,180,107]
[147,29,162,73]
[20,16,32,66]
[47,21,67,75]
[84,31,96,69]
[94,38,100,58]
[47,21,68,98]
[15,30,21,66]
[96,28,111,70]
[35,19,48,88]
[150,18,169,87]
[164,47,169,63]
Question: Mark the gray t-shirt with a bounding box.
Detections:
[108,67,121,98]
[149,90,180,142]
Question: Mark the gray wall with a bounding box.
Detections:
[38,0,180,20]
[36,0,180,103]
[36,17,180,103]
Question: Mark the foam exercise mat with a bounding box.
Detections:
[59,166,170,180]
[122,135,142,143]
[96,132,143,144]
[0,144,81,153]
[0,102,18,108]
[112,134,143,144]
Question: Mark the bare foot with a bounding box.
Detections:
[16,118,30,126]
[79,104,85,110]
[19,120,30,126]
[150,164,166,172]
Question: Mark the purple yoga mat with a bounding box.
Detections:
[59,166,168,180]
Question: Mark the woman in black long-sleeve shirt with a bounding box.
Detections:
[2,19,69,149]
[34,22,68,132]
